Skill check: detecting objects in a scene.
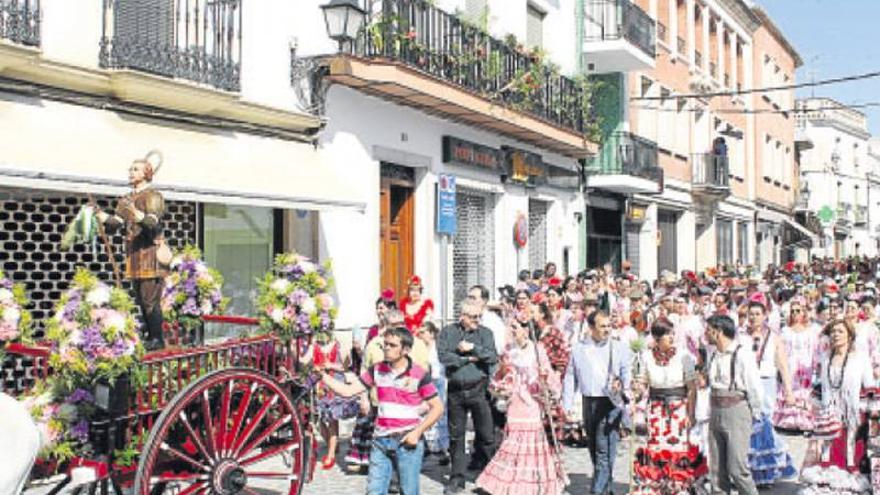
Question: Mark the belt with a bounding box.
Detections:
[449,378,486,392]
[710,393,746,408]
[649,387,687,400]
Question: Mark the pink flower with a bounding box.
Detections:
[0,322,19,340]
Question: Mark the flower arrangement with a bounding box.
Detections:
[0,269,33,348]
[20,382,96,461]
[255,252,336,341]
[161,245,228,333]
[45,269,144,385]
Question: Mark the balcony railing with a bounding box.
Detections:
[582,0,656,58]
[588,131,661,178]
[357,0,590,134]
[0,0,39,47]
[709,61,716,78]
[694,50,702,69]
[677,36,686,55]
[657,22,667,43]
[855,206,868,226]
[692,153,730,188]
[99,0,242,92]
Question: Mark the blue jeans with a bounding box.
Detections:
[583,396,622,494]
[367,435,425,495]
[426,376,450,452]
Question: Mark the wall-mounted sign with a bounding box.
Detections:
[442,136,502,172]
[513,213,528,249]
[436,174,457,235]
[502,146,546,187]
[627,204,648,224]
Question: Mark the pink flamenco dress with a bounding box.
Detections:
[772,324,821,432]
[476,341,569,495]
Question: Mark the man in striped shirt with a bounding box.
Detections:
[320,326,444,495]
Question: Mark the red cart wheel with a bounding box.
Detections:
[134,368,306,495]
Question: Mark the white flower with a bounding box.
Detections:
[270,279,290,293]
[170,256,182,269]
[300,297,317,315]
[104,313,127,332]
[200,301,213,314]
[300,261,316,274]
[86,287,111,307]
[0,288,12,303]
[2,307,20,324]
[270,308,284,323]
[195,263,207,273]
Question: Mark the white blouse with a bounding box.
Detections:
[638,347,696,389]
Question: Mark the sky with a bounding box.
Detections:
[755,0,880,136]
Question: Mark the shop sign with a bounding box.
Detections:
[442,136,502,172]
[627,204,648,224]
[502,146,546,187]
[436,174,457,235]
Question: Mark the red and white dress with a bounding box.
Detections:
[399,297,434,334]
[632,346,709,495]
[477,341,568,495]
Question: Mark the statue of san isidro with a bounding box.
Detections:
[97,153,171,351]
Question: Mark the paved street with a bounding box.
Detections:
[297,428,810,495]
[25,427,810,494]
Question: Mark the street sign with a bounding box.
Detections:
[436,174,457,235]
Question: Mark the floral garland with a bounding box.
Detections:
[45,269,144,385]
[0,269,33,351]
[255,252,336,342]
[161,245,228,333]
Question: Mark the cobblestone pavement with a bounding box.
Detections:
[25,430,809,494]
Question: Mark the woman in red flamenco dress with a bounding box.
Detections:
[400,275,434,334]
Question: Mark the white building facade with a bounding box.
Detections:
[797,98,880,258]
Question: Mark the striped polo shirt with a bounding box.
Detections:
[359,357,437,437]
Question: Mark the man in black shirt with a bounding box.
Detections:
[438,299,498,494]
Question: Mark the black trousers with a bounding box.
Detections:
[133,278,165,344]
[447,382,495,487]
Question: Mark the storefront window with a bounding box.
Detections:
[203,205,275,327]
[737,222,749,264]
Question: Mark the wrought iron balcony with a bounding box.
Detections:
[855,206,868,226]
[580,0,655,72]
[99,0,242,92]
[585,131,663,194]
[0,0,39,47]
[692,153,730,198]
[352,0,591,137]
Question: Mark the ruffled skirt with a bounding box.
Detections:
[344,408,375,467]
[476,394,568,495]
[749,414,798,485]
[773,388,816,432]
[631,397,709,495]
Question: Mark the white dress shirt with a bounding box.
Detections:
[707,342,764,419]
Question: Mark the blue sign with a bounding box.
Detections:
[436,174,457,235]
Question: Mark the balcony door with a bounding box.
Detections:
[380,163,415,301]
[657,210,678,274]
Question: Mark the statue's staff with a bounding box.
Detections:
[87,192,122,289]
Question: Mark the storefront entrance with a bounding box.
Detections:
[380,163,415,300]
[657,210,678,275]
[587,206,622,271]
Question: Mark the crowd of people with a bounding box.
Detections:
[315,257,880,495]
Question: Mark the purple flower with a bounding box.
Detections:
[0,279,12,290]
[66,388,94,404]
[181,298,198,315]
[71,420,90,443]
[296,312,311,334]
[289,289,308,306]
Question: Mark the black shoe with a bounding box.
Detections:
[143,338,165,351]
[388,480,401,494]
[438,451,451,466]
[466,461,485,471]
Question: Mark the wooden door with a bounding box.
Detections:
[380,169,414,300]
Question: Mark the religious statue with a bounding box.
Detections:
[97,152,170,350]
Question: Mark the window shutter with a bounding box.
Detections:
[526,4,544,49]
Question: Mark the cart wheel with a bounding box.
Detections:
[134,368,306,495]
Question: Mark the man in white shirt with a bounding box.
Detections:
[468,285,507,355]
[704,314,762,495]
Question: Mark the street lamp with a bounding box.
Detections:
[321,0,366,52]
